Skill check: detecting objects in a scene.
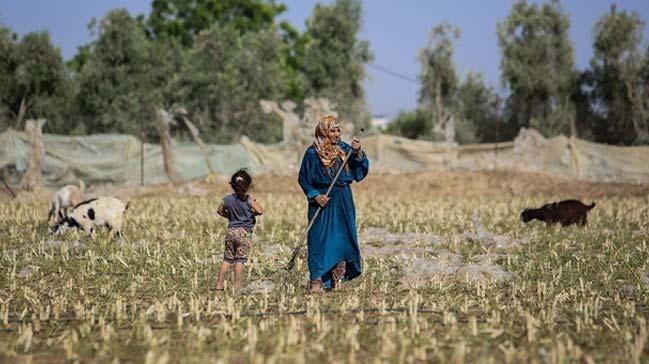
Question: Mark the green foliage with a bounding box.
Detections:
[66,44,92,74]
[145,0,286,47]
[452,73,503,143]
[1,1,373,143]
[75,9,152,136]
[179,25,286,143]
[418,23,460,115]
[278,20,308,103]
[413,24,499,144]
[0,27,72,133]
[142,0,306,142]
[385,109,433,140]
[589,6,648,145]
[302,0,373,128]
[387,24,498,144]
[570,71,597,142]
[73,9,185,140]
[497,0,575,137]
[5,0,649,146]
[0,26,18,130]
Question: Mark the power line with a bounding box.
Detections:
[367,62,419,84]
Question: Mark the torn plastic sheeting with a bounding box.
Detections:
[360,227,444,246]
[243,280,275,294]
[398,250,515,287]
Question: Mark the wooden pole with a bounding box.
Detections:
[180,115,215,173]
[19,119,46,191]
[0,175,16,198]
[140,114,144,186]
[154,108,183,185]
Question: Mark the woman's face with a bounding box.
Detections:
[327,127,341,143]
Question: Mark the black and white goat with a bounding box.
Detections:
[51,197,130,239]
[521,199,596,226]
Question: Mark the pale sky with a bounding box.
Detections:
[1,0,648,117]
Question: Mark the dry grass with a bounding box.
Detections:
[0,170,648,363]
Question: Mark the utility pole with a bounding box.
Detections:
[494,95,501,159]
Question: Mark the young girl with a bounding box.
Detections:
[215,168,264,291]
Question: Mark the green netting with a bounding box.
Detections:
[0,130,257,186]
[1,127,648,187]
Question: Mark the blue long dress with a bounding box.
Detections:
[298,141,370,288]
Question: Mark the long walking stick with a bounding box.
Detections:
[285,131,364,271]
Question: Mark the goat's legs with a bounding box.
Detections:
[110,226,126,242]
[47,203,57,224]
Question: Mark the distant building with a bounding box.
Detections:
[371,115,390,130]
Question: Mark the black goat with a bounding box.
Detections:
[521,200,596,226]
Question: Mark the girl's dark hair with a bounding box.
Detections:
[229,168,253,198]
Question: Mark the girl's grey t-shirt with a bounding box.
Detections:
[223,194,255,231]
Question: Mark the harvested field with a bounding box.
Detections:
[0,170,648,363]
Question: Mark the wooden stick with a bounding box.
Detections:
[0,175,16,198]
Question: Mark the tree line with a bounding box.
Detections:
[1,0,648,145]
[388,1,649,145]
[0,0,371,144]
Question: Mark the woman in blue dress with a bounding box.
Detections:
[298,115,369,293]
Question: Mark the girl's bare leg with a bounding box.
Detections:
[233,262,245,290]
[215,261,232,290]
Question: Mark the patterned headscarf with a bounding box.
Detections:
[313,115,346,169]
